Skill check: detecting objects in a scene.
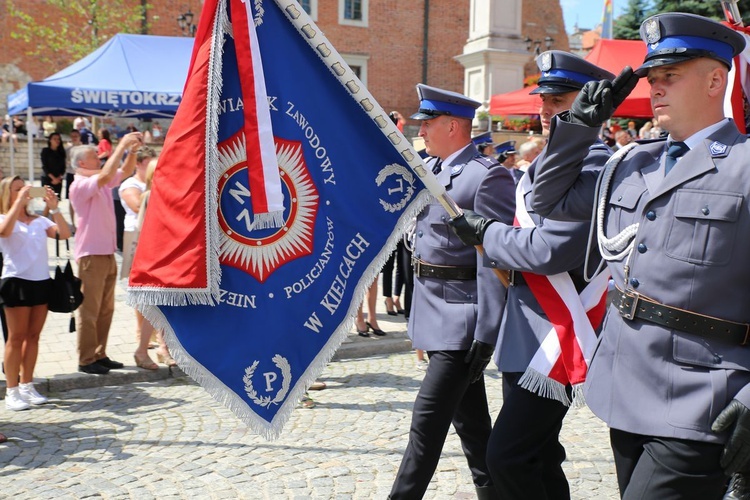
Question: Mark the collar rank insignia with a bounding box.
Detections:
[451,164,464,176]
[644,18,661,44]
[540,52,552,71]
[709,141,729,157]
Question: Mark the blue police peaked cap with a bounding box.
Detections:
[494,140,517,155]
[411,84,481,120]
[530,50,615,95]
[636,12,746,76]
[472,131,494,148]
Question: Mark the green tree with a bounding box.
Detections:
[614,0,653,39]
[615,1,750,39]
[6,0,147,72]
[651,0,750,23]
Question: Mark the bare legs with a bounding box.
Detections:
[4,304,48,387]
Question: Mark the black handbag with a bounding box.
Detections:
[48,234,83,331]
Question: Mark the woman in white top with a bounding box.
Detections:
[119,147,165,370]
[0,176,71,411]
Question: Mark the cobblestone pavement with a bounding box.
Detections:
[0,352,619,499]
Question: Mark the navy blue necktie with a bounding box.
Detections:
[665,141,689,174]
[432,159,443,175]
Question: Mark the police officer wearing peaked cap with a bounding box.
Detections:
[472,131,495,156]
[528,12,750,499]
[388,84,516,500]
[493,140,517,157]
[449,49,614,499]
[494,140,523,183]
[530,50,616,96]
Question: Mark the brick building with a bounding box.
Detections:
[0,1,566,126]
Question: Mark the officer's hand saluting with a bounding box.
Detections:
[568,66,639,128]
[712,399,750,474]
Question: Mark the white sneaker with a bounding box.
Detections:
[416,359,428,371]
[19,383,48,405]
[5,387,30,411]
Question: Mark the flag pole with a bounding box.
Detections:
[722,0,744,26]
[273,0,510,287]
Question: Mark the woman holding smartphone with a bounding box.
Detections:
[0,178,71,411]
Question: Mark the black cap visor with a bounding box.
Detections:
[529,80,585,95]
[410,109,453,120]
[634,48,731,77]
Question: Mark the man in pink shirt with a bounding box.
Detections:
[69,131,142,374]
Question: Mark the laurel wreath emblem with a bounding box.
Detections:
[375,163,417,213]
[243,354,292,408]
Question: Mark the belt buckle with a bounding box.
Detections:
[413,259,422,278]
[619,290,640,321]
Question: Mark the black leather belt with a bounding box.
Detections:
[509,270,526,287]
[613,287,750,346]
[413,259,477,280]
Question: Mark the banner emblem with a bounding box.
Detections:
[243,354,292,408]
[376,164,418,213]
[218,135,320,282]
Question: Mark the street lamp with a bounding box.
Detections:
[525,36,554,55]
[177,9,196,37]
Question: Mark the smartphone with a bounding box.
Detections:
[28,186,47,198]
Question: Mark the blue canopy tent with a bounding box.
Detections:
[8,33,193,117]
[6,33,193,179]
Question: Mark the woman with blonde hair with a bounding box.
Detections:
[0,177,71,410]
[121,156,176,367]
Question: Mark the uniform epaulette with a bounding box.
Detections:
[590,142,610,152]
[472,154,500,170]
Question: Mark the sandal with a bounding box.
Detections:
[299,394,315,409]
[366,321,387,336]
[157,352,178,367]
[384,298,398,316]
[356,323,370,337]
[134,354,159,371]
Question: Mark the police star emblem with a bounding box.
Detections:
[540,52,552,71]
[644,18,661,44]
[709,141,729,156]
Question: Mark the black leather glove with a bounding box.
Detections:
[464,340,495,383]
[712,399,750,475]
[569,66,639,128]
[449,209,496,246]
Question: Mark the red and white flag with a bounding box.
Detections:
[514,174,609,405]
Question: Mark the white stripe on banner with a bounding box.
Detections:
[244,0,284,219]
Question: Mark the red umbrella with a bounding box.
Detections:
[490,39,652,118]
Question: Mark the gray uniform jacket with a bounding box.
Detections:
[530,117,750,443]
[408,144,516,351]
[483,144,609,373]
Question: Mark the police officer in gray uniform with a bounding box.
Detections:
[450,51,614,499]
[494,140,523,184]
[472,131,495,156]
[388,84,515,499]
[529,12,750,499]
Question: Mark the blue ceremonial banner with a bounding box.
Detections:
[129,0,428,438]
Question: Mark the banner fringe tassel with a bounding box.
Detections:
[518,367,572,407]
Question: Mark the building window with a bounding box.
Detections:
[344,0,361,20]
[339,0,368,27]
[299,0,318,21]
[342,54,369,86]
